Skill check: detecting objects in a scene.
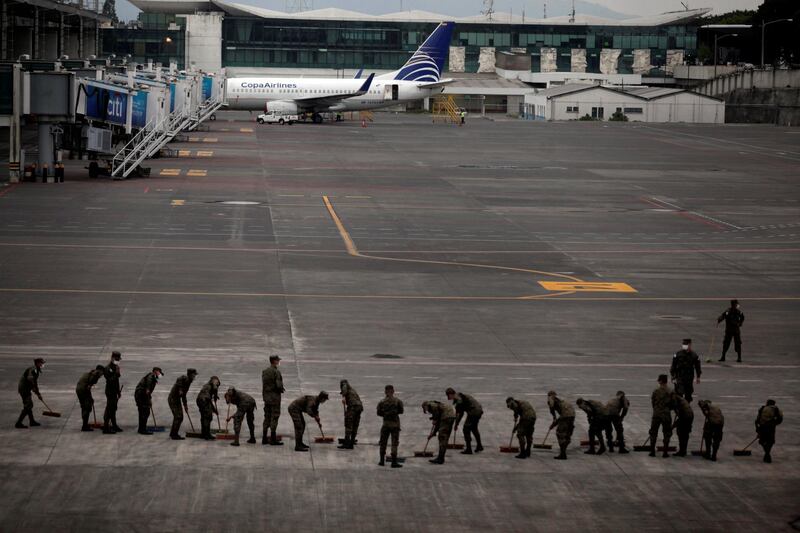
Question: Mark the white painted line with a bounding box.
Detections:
[599,378,625,381]
[720,395,748,398]
[412,376,438,379]
[737,379,763,382]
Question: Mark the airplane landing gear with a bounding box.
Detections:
[312,113,323,124]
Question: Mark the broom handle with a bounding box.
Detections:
[541,426,552,445]
[317,419,325,438]
[509,424,518,447]
[224,403,231,432]
[423,434,433,453]
[186,407,196,432]
[741,435,759,452]
[214,399,222,430]
[150,406,157,427]
[40,397,54,412]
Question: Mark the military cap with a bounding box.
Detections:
[187,368,198,376]
[445,387,456,396]
[766,399,776,406]
[111,351,122,360]
[34,358,46,365]
[731,299,739,306]
[153,367,163,374]
[317,391,329,401]
[506,396,515,404]
[617,390,626,396]
[576,397,585,405]
[269,355,281,363]
[697,400,710,409]
[658,374,668,384]
[385,384,394,393]
[547,390,557,397]
[95,364,105,371]
[682,338,692,345]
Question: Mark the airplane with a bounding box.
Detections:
[224,21,456,123]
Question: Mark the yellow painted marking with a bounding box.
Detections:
[539,281,637,293]
[221,128,230,132]
[171,200,185,206]
[187,169,207,177]
[178,150,191,157]
[159,169,181,176]
[188,137,200,142]
[203,138,218,143]
[196,150,214,157]
[240,128,254,133]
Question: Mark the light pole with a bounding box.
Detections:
[714,33,737,79]
[761,18,793,68]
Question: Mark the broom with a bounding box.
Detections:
[414,433,435,457]
[89,404,104,429]
[733,436,759,457]
[691,429,705,456]
[633,435,652,452]
[40,397,61,418]
[185,407,203,439]
[446,428,464,450]
[314,420,334,443]
[500,424,519,453]
[533,427,553,450]
[147,407,166,432]
[215,403,236,440]
[211,399,228,434]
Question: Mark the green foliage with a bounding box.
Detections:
[578,114,595,121]
[102,0,119,24]
[702,10,756,25]
[609,110,628,122]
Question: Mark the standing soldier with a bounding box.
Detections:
[718,299,745,362]
[649,374,673,458]
[75,365,106,431]
[196,375,221,440]
[547,391,575,460]
[377,385,404,468]
[576,398,609,455]
[698,399,724,461]
[134,367,163,435]
[446,388,484,454]
[755,399,783,463]
[288,391,329,451]
[506,397,536,459]
[168,368,197,440]
[261,355,285,446]
[224,387,257,447]
[16,358,45,429]
[604,390,629,453]
[421,400,456,465]
[102,351,123,434]
[671,392,694,457]
[338,380,363,450]
[670,338,702,402]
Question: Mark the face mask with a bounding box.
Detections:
[682,345,689,350]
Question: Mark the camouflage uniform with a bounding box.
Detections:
[377,394,404,465]
[718,304,745,362]
[17,364,42,427]
[168,372,196,439]
[577,399,610,454]
[423,400,456,464]
[453,392,484,454]
[507,398,536,458]
[755,402,783,463]
[229,388,256,443]
[671,393,694,456]
[134,373,159,434]
[339,380,363,449]
[699,400,724,461]
[288,395,324,449]
[103,360,122,432]
[548,393,575,460]
[649,383,673,456]
[75,367,104,430]
[604,392,630,452]
[196,379,219,440]
[670,348,702,402]
[261,365,284,444]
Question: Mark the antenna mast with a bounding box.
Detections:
[569,0,575,23]
[482,0,495,21]
[285,0,312,13]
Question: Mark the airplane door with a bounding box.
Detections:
[384,84,399,101]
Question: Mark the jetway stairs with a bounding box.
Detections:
[431,95,461,123]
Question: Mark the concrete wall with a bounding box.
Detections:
[600,49,620,75]
[540,48,557,73]
[477,47,496,73]
[571,49,586,73]
[665,50,684,75]
[632,49,651,75]
[185,12,223,74]
[725,88,800,126]
[695,68,800,97]
[449,46,465,73]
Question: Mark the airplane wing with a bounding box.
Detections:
[293,73,375,109]
[416,78,456,89]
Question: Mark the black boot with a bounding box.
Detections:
[598,440,606,455]
[111,418,123,432]
[338,437,350,450]
[736,354,742,363]
[29,419,41,427]
[262,428,269,445]
[608,441,615,453]
[618,443,629,454]
[295,444,309,452]
[15,412,27,429]
[474,433,483,453]
[662,440,670,458]
[429,450,445,464]
[391,455,402,468]
[461,442,473,455]
[515,451,527,459]
[171,434,185,440]
[270,430,284,445]
[247,431,256,444]
[648,442,656,457]
[554,445,567,460]
[378,454,385,466]
[525,444,532,457]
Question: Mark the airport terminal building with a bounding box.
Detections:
[108,1,708,83]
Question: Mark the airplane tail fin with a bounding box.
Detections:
[392,22,454,82]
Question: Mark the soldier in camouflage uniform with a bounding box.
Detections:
[604,390,629,453]
[261,355,285,446]
[196,376,220,440]
[548,391,575,460]
[718,299,745,362]
[755,399,783,463]
[16,358,45,429]
[102,351,123,434]
[377,385,404,468]
[338,380,363,450]
[649,374,673,457]
[168,368,197,440]
[446,388,484,454]
[75,365,105,431]
[225,387,257,446]
[670,338,702,402]
[671,391,694,457]
[135,367,163,435]
[576,398,609,455]
[288,391,329,451]
[698,399,724,461]
[422,400,456,465]
[506,397,536,459]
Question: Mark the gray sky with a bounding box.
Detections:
[116,0,763,23]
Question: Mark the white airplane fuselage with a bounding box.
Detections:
[225,76,444,113]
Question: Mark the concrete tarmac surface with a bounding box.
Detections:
[0,113,798,532]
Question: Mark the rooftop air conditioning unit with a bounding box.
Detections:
[87,126,113,153]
